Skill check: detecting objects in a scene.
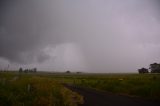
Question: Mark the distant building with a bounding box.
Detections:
[138,68,149,74]
[150,63,160,73]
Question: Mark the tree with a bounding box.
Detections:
[19,67,23,73]
[149,63,160,73]
[66,70,71,73]
[138,68,149,74]
[24,69,28,73]
[33,68,37,72]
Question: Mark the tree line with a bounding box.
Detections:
[19,67,37,73]
[138,63,160,74]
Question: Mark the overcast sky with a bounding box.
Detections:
[0,0,160,72]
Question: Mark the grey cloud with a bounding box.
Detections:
[0,0,160,72]
[0,0,56,64]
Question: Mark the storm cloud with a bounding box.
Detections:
[0,0,160,72]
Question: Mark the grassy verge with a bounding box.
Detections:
[0,72,83,106]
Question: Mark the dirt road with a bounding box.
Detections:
[64,84,160,106]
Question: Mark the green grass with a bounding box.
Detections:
[49,73,160,100]
[0,72,83,106]
[0,72,160,105]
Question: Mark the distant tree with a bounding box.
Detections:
[24,69,28,73]
[138,68,149,74]
[19,67,23,73]
[76,72,82,74]
[66,70,71,73]
[28,68,33,73]
[33,68,37,72]
[149,63,160,73]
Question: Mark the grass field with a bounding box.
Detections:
[0,71,160,105]
[0,72,83,106]
[50,73,160,100]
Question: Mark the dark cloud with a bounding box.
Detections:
[0,0,55,64]
[0,0,160,72]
